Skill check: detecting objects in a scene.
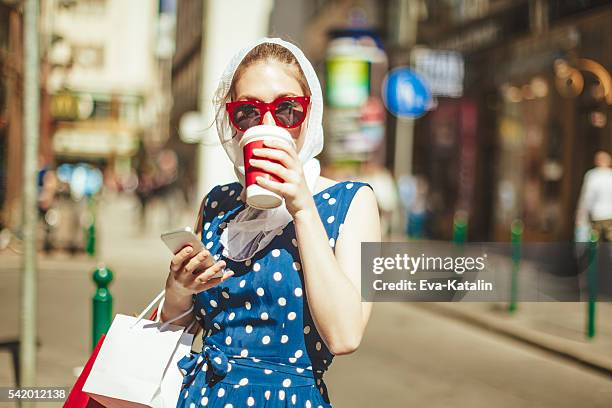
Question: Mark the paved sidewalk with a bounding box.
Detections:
[416,300,612,374]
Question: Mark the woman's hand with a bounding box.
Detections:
[249,139,316,217]
[165,246,234,298]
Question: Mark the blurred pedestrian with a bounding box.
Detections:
[575,150,612,242]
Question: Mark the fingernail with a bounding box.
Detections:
[186,247,193,253]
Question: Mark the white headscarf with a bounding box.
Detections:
[214,37,324,262]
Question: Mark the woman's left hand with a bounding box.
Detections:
[249,139,315,218]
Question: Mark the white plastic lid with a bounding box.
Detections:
[239,125,296,148]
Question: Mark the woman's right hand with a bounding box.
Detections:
[165,246,234,297]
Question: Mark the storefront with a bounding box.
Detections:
[412,0,612,241]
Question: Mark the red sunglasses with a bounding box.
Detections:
[226,96,310,132]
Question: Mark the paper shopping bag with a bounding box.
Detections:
[63,334,107,408]
[151,328,195,408]
[82,290,195,408]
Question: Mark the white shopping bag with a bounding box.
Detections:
[83,290,196,408]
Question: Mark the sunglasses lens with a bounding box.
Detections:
[275,100,305,128]
[233,104,261,130]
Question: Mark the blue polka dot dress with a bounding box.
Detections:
[176,180,372,408]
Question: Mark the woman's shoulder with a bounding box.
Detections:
[202,181,243,209]
[314,176,373,195]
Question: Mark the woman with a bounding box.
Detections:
[160,37,381,408]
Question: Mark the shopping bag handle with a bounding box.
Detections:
[131,289,195,331]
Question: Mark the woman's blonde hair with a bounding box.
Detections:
[228,42,310,100]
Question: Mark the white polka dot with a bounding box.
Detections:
[247,396,254,406]
[272,249,281,257]
[203,363,208,371]
[239,377,249,386]
[197,355,204,364]
[292,262,301,271]
[214,322,221,330]
[282,378,292,387]
[211,201,218,209]
[190,402,195,408]
[273,272,283,281]
[265,390,271,399]
[221,186,229,191]
[217,388,225,397]
[291,394,297,404]
[276,228,284,236]
[288,312,296,320]
[245,259,251,266]
[240,349,249,357]
[225,336,232,345]
[217,211,225,219]
[297,367,305,373]
[306,400,312,408]
[222,248,229,257]
[206,241,213,249]
[243,325,252,335]
[327,215,335,224]
[214,356,222,365]
[210,299,217,308]
[294,287,303,297]
[229,190,235,196]
[256,287,265,296]
[281,335,289,343]
[295,349,303,358]
[303,325,311,334]
[261,312,269,320]
[252,357,260,362]
[224,404,233,408]
[221,290,230,299]
[289,357,297,363]
[279,390,285,400]
[264,369,272,374]
[239,280,246,288]
[328,198,336,205]
[316,341,322,351]
[262,335,270,344]
[201,396,208,405]
[322,193,330,199]
[346,183,354,189]
[253,263,261,272]
[245,301,251,310]
[204,222,211,231]
[278,297,286,306]
[329,238,335,247]
[184,390,188,398]
[206,231,213,239]
[228,312,235,320]
[200,308,206,316]
[292,238,298,247]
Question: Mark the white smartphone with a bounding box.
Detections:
[161,227,224,279]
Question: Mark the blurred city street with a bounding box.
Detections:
[1,193,612,407]
[1,0,612,406]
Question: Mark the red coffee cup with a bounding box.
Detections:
[239,125,296,209]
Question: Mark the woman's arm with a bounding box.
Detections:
[160,193,233,334]
[293,186,379,355]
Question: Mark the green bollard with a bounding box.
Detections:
[509,219,523,314]
[586,230,599,339]
[86,196,96,257]
[452,212,468,245]
[92,265,113,351]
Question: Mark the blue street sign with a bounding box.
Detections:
[382,67,432,118]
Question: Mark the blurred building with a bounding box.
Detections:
[45,0,167,184]
[0,1,22,229]
[411,0,612,241]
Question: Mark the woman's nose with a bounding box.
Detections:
[262,111,275,126]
